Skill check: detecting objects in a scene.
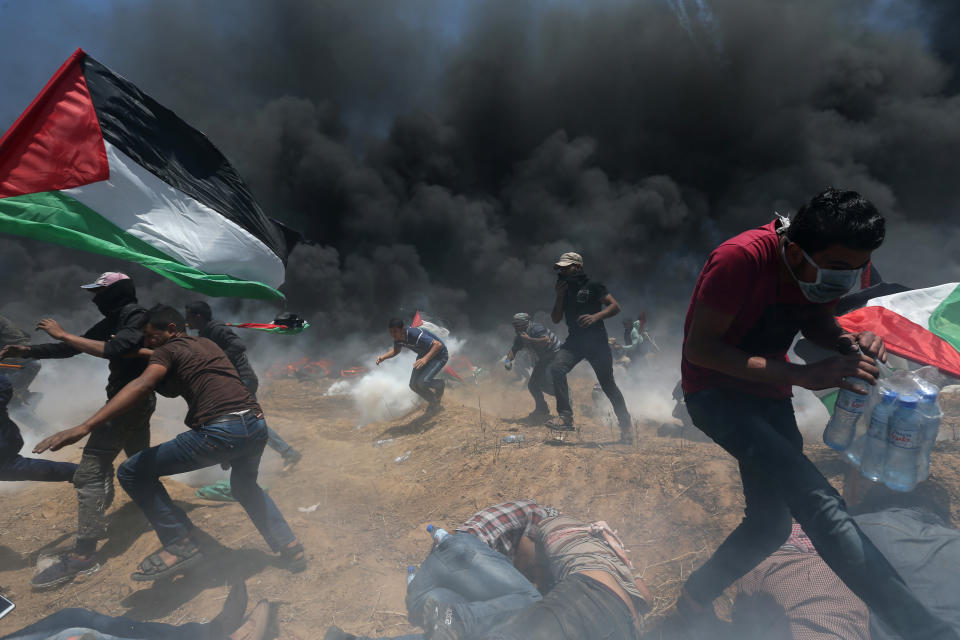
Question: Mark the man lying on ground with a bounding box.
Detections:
[478,513,652,640]
[0,374,76,483]
[325,500,554,640]
[0,582,269,640]
[33,305,305,582]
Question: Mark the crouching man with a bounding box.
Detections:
[34,305,305,581]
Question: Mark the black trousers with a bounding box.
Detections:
[478,573,640,640]
[683,388,957,640]
[551,337,630,429]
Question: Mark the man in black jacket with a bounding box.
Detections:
[0,272,155,588]
[184,301,301,471]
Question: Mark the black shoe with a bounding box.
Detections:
[522,409,549,423]
[545,416,574,431]
[31,553,100,589]
[619,429,635,445]
[423,597,465,640]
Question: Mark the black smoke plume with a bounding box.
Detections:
[2,0,959,339]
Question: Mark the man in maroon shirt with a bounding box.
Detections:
[674,189,956,640]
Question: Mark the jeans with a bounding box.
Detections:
[74,390,155,552]
[683,389,958,640]
[528,353,556,413]
[0,608,213,640]
[116,413,296,551]
[551,337,631,429]
[0,454,76,482]
[480,573,639,640]
[240,376,297,459]
[409,352,448,404]
[406,533,541,637]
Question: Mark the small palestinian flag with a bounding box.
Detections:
[224,322,311,336]
[0,49,291,300]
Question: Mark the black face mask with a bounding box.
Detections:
[558,271,588,285]
[91,279,138,317]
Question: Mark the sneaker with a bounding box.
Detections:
[522,409,550,423]
[281,450,302,473]
[423,598,465,640]
[545,416,574,431]
[31,553,100,589]
[618,429,635,445]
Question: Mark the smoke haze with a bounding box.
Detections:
[2,0,960,339]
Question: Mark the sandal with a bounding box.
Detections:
[131,538,203,581]
[280,541,307,573]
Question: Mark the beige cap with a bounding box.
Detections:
[553,252,583,268]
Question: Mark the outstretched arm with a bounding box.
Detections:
[33,363,168,453]
[376,345,402,365]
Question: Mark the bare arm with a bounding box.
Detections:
[376,345,402,365]
[576,293,621,327]
[414,340,444,369]
[34,364,168,453]
[801,305,887,362]
[685,302,878,393]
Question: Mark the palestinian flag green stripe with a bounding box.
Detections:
[930,285,960,354]
[0,191,282,300]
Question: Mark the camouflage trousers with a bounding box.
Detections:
[73,390,155,547]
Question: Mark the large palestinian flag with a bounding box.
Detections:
[0,49,291,300]
[837,283,960,377]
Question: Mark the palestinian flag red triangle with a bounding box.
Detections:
[0,48,293,300]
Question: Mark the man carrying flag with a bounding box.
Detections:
[0,272,155,588]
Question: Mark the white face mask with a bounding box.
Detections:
[782,244,861,303]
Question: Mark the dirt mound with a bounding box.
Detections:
[3,374,960,638]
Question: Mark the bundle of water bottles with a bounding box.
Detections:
[823,365,944,492]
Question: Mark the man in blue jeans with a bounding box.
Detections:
[0,374,77,482]
[184,301,301,472]
[674,188,957,639]
[377,319,448,413]
[325,500,553,640]
[33,305,305,581]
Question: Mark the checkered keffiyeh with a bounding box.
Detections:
[737,522,869,640]
[456,500,558,558]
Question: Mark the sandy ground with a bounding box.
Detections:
[2,374,960,638]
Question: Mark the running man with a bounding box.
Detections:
[675,188,955,639]
[34,305,305,581]
[504,313,561,422]
[377,318,448,412]
[184,301,301,471]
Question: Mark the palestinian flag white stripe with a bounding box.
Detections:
[864,283,959,332]
[63,141,284,288]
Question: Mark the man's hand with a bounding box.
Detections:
[799,353,879,394]
[413,358,428,370]
[0,345,30,359]
[376,355,385,365]
[577,314,599,328]
[555,280,568,297]
[34,424,92,453]
[36,318,68,340]
[518,331,533,342]
[853,331,886,362]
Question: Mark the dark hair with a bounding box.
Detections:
[388,318,405,329]
[148,304,187,332]
[786,188,885,254]
[184,301,212,322]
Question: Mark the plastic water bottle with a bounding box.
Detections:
[426,524,450,544]
[883,395,923,492]
[858,388,898,481]
[406,565,417,586]
[823,376,871,450]
[502,434,526,443]
[394,451,411,463]
[917,390,942,482]
[373,438,394,448]
[504,358,513,371]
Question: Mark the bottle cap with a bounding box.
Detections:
[880,389,898,402]
[920,390,938,402]
[426,524,436,534]
[407,566,416,573]
[898,394,919,408]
